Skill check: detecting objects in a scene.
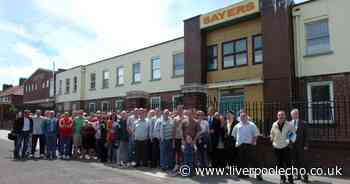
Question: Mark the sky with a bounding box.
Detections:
[0,0,307,88]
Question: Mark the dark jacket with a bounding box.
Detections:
[292,119,309,149]
[116,119,129,142]
[13,117,33,134]
[212,118,225,149]
[224,120,238,148]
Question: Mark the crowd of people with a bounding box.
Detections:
[10,105,309,183]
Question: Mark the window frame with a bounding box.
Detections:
[150,96,161,110]
[90,73,96,90]
[73,76,78,93]
[207,44,218,71]
[252,34,263,65]
[221,37,248,70]
[116,66,124,86]
[65,78,70,94]
[115,99,124,112]
[58,80,62,95]
[307,81,334,124]
[304,18,331,56]
[102,70,110,89]
[151,57,161,81]
[132,63,141,84]
[89,103,96,114]
[173,52,185,77]
[101,101,111,113]
[172,94,183,111]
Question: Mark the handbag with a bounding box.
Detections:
[8,132,16,141]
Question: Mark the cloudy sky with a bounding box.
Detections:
[0,0,306,87]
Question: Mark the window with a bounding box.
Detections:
[116,66,124,86]
[101,101,111,113]
[58,80,62,95]
[42,82,45,88]
[173,53,184,77]
[150,96,161,109]
[46,80,50,88]
[253,35,263,64]
[151,57,161,80]
[89,103,96,114]
[102,70,110,89]
[132,63,141,83]
[172,95,183,111]
[65,78,70,94]
[73,77,78,93]
[307,81,334,123]
[115,100,124,112]
[305,19,331,55]
[222,38,248,69]
[34,83,37,90]
[207,45,218,71]
[90,73,96,90]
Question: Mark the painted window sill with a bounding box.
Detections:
[131,81,141,85]
[150,78,161,82]
[115,84,125,87]
[304,50,333,58]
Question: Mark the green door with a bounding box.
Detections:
[219,88,244,115]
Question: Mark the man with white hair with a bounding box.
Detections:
[290,109,309,183]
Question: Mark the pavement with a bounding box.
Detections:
[0,129,349,184]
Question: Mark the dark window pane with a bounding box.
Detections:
[311,85,330,102]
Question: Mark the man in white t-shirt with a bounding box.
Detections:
[232,110,262,180]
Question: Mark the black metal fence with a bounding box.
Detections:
[211,98,350,143]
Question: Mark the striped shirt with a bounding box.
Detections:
[160,118,174,141]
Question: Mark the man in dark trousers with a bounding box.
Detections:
[290,109,309,183]
[13,110,33,160]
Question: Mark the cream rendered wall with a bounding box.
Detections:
[55,66,84,103]
[293,0,350,77]
[84,38,184,100]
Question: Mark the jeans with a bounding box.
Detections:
[46,134,57,158]
[160,139,174,170]
[128,138,135,162]
[108,143,118,163]
[31,134,46,155]
[60,137,72,157]
[96,139,107,162]
[14,131,30,159]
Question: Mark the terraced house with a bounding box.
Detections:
[55,38,184,113]
[293,0,350,141]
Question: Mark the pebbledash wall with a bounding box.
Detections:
[55,38,184,113]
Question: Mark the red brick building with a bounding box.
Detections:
[23,68,55,111]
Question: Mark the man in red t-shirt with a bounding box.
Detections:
[59,112,73,160]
